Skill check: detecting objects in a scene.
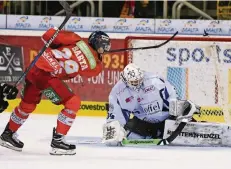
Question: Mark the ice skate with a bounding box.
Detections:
[0,123,24,152]
[50,128,76,155]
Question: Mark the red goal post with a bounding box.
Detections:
[124,35,231,124]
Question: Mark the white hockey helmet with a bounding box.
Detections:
[121,63,144,91]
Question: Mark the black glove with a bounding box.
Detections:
[0,83,18,100]
[0,99,9,113]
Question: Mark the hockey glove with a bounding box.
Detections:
[0,99,9,113]
[102,121,127,146]
[0,83,18,100]
[176,100,199,122]
[169,100,200,122]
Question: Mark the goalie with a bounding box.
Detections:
[102,63,231,147]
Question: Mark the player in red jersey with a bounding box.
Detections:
[0,28,111,155]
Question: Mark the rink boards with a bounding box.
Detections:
[1,30,231,123]
[5,99,108,117]
[5,98,229,124]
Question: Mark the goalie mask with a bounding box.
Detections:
[121,63,144,91]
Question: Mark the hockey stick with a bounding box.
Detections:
[107,31,178,53]
[122,121,187,146]
[14,1,72,87]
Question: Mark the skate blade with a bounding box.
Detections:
[50,148,76,155]
[0,138,22,152]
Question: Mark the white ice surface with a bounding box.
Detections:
[0,113,231,169]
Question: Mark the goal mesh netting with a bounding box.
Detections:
[125,35,231,124]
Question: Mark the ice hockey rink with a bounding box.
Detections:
[1,113,231,169]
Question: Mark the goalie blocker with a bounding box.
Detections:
[103,100,231,147]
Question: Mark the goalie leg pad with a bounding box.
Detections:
[163,119,231,147]
[102,121,127,146]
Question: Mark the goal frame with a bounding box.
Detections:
[124,35,231,65]
[124,35,231,124]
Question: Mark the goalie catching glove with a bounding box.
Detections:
[102,121,127,146]
[169,99,200,122]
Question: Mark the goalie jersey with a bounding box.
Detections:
[107,72,177,126]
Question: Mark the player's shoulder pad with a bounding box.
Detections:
[143,72,166,89]
[143,72,165,83]
[110,79,127,96]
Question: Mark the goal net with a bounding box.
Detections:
[125,35,231,124]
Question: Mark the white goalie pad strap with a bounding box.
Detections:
[163,119,231,147]
[102,121,127,146]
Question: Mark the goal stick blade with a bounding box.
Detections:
[56,1,72,31]
[121,139,162,146]
[59,1,72,15]
[108,31,178,53]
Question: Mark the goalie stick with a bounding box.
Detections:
[14,1,72,87]
[107,31,178,53]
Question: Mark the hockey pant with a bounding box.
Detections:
[8,66,81,135]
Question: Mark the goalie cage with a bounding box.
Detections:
[124,35,231,124]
